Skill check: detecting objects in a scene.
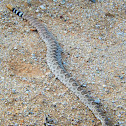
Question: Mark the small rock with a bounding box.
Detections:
[90,0,96,3]
[103,84,107,88]
[12,89,16,94]
[118,121,124,124]
[64,30,67,34]
[112,100,115,103]
[14,123,18,126]
[61,0,65,4]
[29,111,33,114]
[25,90,30,94]
[118,75,124,79]
[36,9,39,13]
[14,47,17,50]
[27,0,31,5]
[118,114,121,118]
[94,98,101,104]
[40,5,46,10]
[22,77,27,81]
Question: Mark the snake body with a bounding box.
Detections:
[7,4,113,126]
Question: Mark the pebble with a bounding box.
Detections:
[31,53,37,61]
[61,0,65,4]
[29,111,33,114]
[22,77,27,81]
[117,105,123,109]
[118,121,124,124]
[53,0,57,2]
[94,98,101,104]
[35,9,39,13]
[118,114,121,118]
[14,46,17,50]
[15,123,18,126]
[103,84,107,88]
[90,0,96,3]
[27,0,31,5]
[31,53,35,57]
[40,5,46,10]
[25,90,30,94]
[12,89,16,94]
[118,75,124,79]
[112,100,115,103]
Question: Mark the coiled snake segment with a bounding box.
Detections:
[7,4,113,126]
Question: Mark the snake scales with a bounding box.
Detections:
[7,4,114,126]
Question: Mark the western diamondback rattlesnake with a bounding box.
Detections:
[7,4,114,126]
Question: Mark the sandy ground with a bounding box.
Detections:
[0,0,126,125]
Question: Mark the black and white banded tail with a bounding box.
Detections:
[7,4,23,17]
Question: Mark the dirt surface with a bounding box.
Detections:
[0,0,126,125]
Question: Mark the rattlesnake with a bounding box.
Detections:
[7,4,114,126]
